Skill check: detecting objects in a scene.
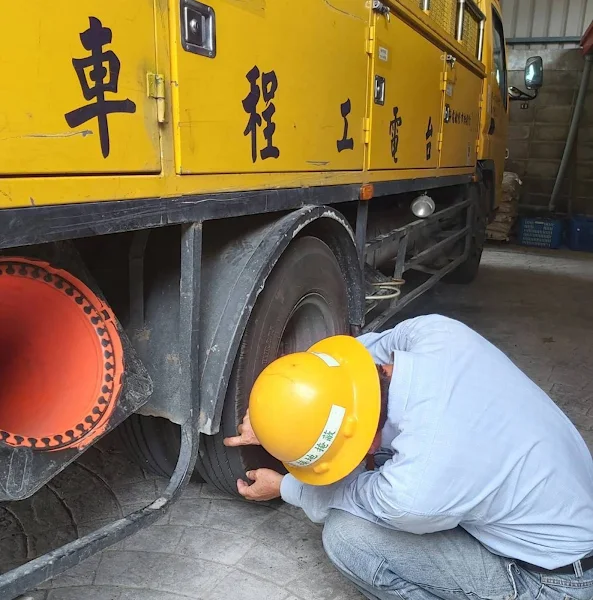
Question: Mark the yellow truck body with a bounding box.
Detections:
[0,0,507,208]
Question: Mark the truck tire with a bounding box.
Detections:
[199,235,349,495]
[119,414,184,478]
[445,183,488,285]
[444,238,483,284]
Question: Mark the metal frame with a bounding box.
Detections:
[128,230,151,333]
[507,36,581,45]
[0,174,472,252]
[355,201,369,270]
[477,17,485,61]
[455,0,486,41]
[363,197,473,332]
[0,225,203,598]
[455,0,486,61]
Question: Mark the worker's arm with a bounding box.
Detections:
[280,466,364,523]
[281,456,461,534]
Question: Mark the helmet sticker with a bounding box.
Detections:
[287,404,346,467]
[311,352,340,367]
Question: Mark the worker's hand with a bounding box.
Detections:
[224,409,260,447]
[237,469,283,501]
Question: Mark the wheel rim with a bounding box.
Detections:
[278,293,341,357]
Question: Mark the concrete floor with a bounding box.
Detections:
[6,245,593,600]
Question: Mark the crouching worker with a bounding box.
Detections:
[223,314,593,600]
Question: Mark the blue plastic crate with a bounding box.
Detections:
[518,218,563,249]
[567,215,593,252]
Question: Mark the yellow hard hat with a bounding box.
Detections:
[249,335,380,486]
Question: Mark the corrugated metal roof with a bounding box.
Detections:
[501,0,593,48]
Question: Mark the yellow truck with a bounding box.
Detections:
[0,0,542,594]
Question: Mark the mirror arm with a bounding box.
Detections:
[509,86,539,102]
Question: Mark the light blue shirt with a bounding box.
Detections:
[281,315,593,569]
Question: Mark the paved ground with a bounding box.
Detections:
[5,245,593,600]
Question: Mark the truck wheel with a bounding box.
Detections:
[119,414,184,478]
[445,183,488,285]
[444,239,483,284]
[199,235,349,495]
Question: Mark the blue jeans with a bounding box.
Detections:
[322,509,593,600]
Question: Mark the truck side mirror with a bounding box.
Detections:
[525,56,543,90]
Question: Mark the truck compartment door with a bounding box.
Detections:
[171,0,368,175]
[436,0,486,169]
[0,3,162,176]
[438,57,482,168]
[366,10,443,171]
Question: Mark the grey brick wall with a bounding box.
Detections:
[506,48,593,214]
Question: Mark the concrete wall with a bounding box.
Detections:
[505,48,593,214]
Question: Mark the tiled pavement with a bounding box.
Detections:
[4,245,593,600]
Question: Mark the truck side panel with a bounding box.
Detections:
[366,12,444,170]
[0,3,161,175]
[0,0,491,209]
[439,60,482,168]
[367,0,484,172]
[170,0,369,174]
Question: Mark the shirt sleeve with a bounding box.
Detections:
[357,324,410,365]
[330,465,462,534]
[281,459,461,534]
[357,315,453,365]
[280,468,364,524]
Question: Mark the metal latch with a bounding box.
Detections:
[147,73,166,124]
[372,0,391,21]
[446,54,457,68]
[374,75,386,105]
[181,0,216,58]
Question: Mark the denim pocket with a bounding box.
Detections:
[538,574,593,600]
[540,576,593,590]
